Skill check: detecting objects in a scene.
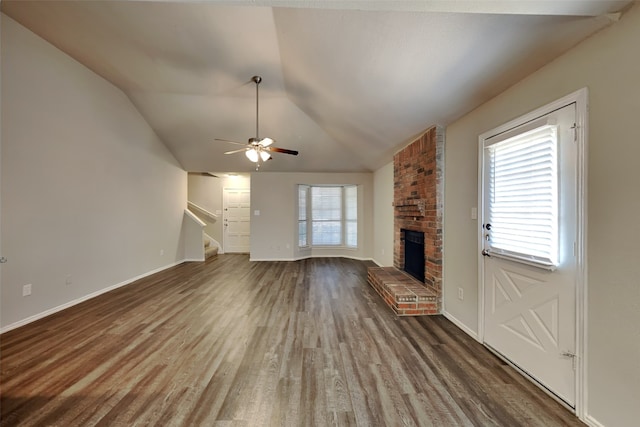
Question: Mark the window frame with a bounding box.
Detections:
[297,184,358,249]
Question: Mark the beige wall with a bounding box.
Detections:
[250,172,373,261]
[373,162,394,266]
[1,15,187,330]
[443,5,640,426]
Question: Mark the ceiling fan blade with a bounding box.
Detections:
[266,146,299,156]
[215,138,247,146]
[224,148,248,155]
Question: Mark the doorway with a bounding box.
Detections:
[479,89,587,411]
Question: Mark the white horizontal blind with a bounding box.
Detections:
[298,185,358,248]
[344,185,357,247]
[298,185,309,247]
[311,186,342,245]
[487,124,559,266]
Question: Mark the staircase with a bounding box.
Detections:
[204,233,219,260]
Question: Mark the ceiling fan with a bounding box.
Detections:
[215,76,298,166]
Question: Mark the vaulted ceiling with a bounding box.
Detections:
[2,1,632,173]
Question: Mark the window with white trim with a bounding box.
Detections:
[485,124,559,267]
[297,185,358,248]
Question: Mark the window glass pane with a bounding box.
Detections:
[345,185,357,247]
[488,124,558,265]
[298,185,309,247]
[345,221,357,247]
[311,187,342,221]
[312,221,342,245]
[345,185,357,220]
[310,186,342,245]
[298,220,307,247]
[298,186,308,221]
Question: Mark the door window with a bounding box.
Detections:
[484,121,559,267]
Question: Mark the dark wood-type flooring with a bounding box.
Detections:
[1,255,584,426]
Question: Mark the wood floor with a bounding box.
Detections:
[1,255,584,426]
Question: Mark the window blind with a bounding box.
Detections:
[344,185,357,247]
[298,185,309,247]
[487,124,559,266]
[311,186,342,245]
[298,185,358,248]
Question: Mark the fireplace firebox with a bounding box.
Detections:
[402,229,425,283]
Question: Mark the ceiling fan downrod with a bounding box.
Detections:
[252,75,262,140]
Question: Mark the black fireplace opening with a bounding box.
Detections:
[402,229,425,283]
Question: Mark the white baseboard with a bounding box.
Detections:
[249,255,375,262]
[442,311,481,342]
[0,260,188,334]
[183,257,205,262]
[583,415,606,427]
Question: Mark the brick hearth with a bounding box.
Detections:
[367,267,438,316]
[368,125,444,316]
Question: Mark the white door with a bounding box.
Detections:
[223,188,250,253]
[481,103,578,406]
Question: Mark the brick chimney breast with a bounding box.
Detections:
[392,125,444,312]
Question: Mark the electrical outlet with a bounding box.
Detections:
[458,287,464,300]
[160,249,164,256]
[23,284,32,297]
[66,275,72,285]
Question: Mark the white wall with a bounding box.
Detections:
[1,15,187,330]
[250,172,373,261]
[372,162,394,266]
[182,211,205,262]
[443,5,640,426]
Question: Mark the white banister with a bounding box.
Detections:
[184,208,206,227]
[187,201,218,221]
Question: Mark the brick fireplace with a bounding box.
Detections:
[368,125,444,315]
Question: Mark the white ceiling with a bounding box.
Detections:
[2,1,633,173]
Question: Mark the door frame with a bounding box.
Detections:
[477,88,588,418]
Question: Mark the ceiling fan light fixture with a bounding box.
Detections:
[259,150,271,162]
[260,137,274,147]
[245,148,259,163]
